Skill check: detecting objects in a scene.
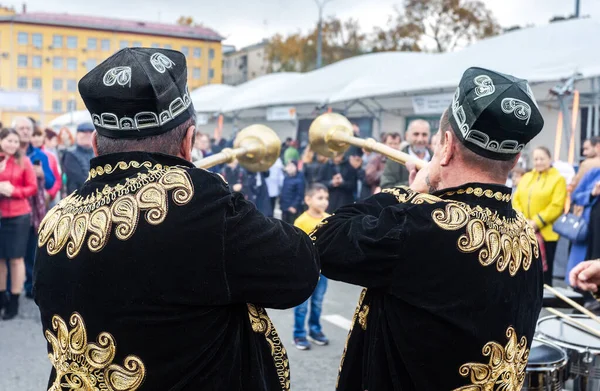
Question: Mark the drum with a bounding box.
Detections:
[523,338,568,391]
[537,314,600,391]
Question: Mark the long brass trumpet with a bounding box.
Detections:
[309,113,427,170]
[195,124,281,172]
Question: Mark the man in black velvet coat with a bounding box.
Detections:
[313,67,545,391]
[33,48,320,391]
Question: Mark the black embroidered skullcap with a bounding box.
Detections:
[448,67,544,161]
[78,48,194,139]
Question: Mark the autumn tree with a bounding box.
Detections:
[267,16,367,72]
[372,0,500,53]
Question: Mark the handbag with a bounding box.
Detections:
[552,213,588,243]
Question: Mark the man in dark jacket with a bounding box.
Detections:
[317,154,358,213]
[34,48,320,391]
[62,122,95,193]
[380,120,432,189]
[313,67,544,391]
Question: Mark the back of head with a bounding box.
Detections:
[78,48,196,157]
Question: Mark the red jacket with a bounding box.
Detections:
[0,156,38,218]
[42,147,62,198]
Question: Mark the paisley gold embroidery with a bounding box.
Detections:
[88,161,154,179]
[309,216,330,242]
[382,186,537,276]
[39,164,194,258]
[247,304,290,391]
[453,326,529,391]
[45,312,146,391]
[432,203,538,276]
[440,187,512,202]
[337,288,368,388]
[382,186,442,204]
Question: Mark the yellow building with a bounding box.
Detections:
[0,6,223,126]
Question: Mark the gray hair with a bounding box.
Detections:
[11,116,33,129]
[96,115,196,156]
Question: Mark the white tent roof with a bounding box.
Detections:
[210,17,600,114]
[49,110,92,128]
[190,84,235,113]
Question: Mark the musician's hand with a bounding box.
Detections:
[409,162,429,193]
[569,260,600,292]
[406,161,417,186]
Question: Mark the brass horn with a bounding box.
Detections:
[309,113,427,170]
[195,124,281,172]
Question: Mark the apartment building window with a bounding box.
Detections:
[87,38,97,50]
[53,35,63,48]
[151,43,160,48]
[53,79,63,91]
[181,46,189,56]
[53,57,63,69]
[67,57,77,71]
[32,78,42,90]
[209,48,215,59]
[193,48,201,58]
[164,44,172,49]
[17,55,27,67]
[67,79,77,92]
[86,59,98,71]
[101,39,110,51]
[67,36,78,49]
[193,68,201,80]
[32,33,42,48]
[18,32,28,45]
[52,100,63,113]
[119,40,128,49]
[32,55,42,68]
[17,77,27,89]
[67,99,77,111]
[209,68,215,79]
[132,41,142,47]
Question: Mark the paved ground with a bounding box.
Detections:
[0,280,362,391]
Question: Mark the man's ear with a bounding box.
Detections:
[92,131,99,157]
[510,153,522,170]
[439,131,455,166]
[180,125,195,161]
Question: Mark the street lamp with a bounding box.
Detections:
[315,0,332,69]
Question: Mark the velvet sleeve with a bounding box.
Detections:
[12,159,38,199]
[313,192,406,288]
[223,192,320,309]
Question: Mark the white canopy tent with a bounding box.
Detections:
[190,84,235,114]
[48,110,92,130]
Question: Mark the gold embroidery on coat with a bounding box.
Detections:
[309,216,330,242]
[358,304,369,331]
[382,187,441,204]
[382,186,538,276]
[38,163,194,258]
[247,304,290,391]
[453,326,529,391]
[432,203,538,276]
[440,187,512,202]
[45,312,146,391]
[337,288,368,388]
[88,161,154,179]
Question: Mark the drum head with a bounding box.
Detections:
[528,338,567,365]
[537,314,600,351]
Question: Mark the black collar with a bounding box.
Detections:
[433,183,512,209]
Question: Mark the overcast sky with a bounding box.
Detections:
[5,0,597,48]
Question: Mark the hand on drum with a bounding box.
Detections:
[569,260,600,292]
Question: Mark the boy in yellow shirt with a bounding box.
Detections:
[293,183,330,350]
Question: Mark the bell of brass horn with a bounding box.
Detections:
[195,124,281,172]
[308,113,427,170]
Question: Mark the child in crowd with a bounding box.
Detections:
[292,183,330,350]
[280,160,304,224]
